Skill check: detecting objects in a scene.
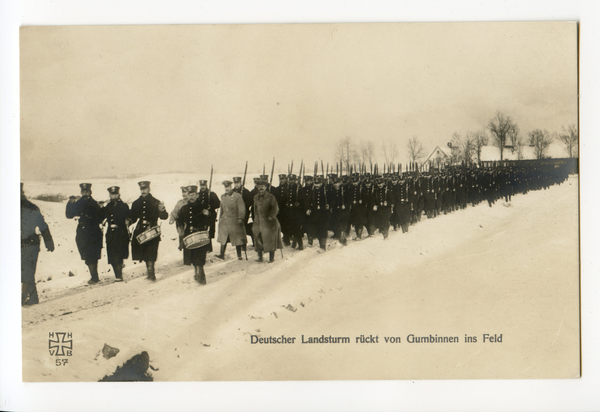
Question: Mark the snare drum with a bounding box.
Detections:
[183,231,210,249]
[136,226,161,245]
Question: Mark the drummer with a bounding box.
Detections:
[129,181,168,281]
[176,185,212,285]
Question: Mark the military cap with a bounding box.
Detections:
[253,177,261,184]
[314,176,324,184]
[257,179,269,186]
[278,174,287,179]
[107,186,120,194]
[352,175,360,182]
[199,180,208,186]
[260,174,269,181]
[222,180,233,187]
[233,177,242,183]
[304,175,313,182]
[186,185,198,193]
[288,174,297,181]
[180,186,189,193]
[80,183,93,191]
[137,181,150,189]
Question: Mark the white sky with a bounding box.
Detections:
[20,22,577,180]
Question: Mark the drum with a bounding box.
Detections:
[183,231,210,249]
[136,226,161,245]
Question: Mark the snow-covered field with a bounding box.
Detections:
[21,174,580,381]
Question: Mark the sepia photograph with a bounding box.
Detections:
[2,1,600,411]
[18,21,580,382]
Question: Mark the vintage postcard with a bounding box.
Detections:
[18,22,579,384]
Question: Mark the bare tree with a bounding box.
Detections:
[360,140,376,169]
[407,136,426,164]
[528,129,554,159]
[381,139,399,166]
[451,132,476,165]
[488,111,519,161]
[335,136,357,174]
[472,129,488,164]
[558,124,578,158]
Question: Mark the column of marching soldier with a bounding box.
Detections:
[21,162,570,305]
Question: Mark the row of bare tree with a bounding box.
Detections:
[334,111,578,172]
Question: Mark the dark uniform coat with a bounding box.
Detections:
[21,198,54,283]
[177,198,212,265]
[102,199,130,265]
[66,196,103,264]
[197,189,221,239]
[129,194,168,262]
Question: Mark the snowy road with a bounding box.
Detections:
[22,176,579,381]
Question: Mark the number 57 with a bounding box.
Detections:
[55,359,68,366]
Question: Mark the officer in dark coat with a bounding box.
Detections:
[177,185,212,284]
[277,174,304,250]
[102,186,130,282]
[66,183,104,284]
[233,176,253,246]
[371,177,394,239]
[21,183,54,305]
[129,181,168,281]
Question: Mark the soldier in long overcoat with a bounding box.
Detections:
[216,180,247,260]
[66,183,104,284]
[21,183,54,305]
[102,186,130,282]
[252,179,283,262]
[304,176,330,251]
[197,179,221,243]
[129,181,168,281]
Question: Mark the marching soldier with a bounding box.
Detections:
[66,183,103,284]
[395,174,411,233]
[102,186,130,282]
[169,186,189,252]
[252,179,283,262]
[216,180,247,260]
[129,181,168,281]
[177,185,211,284]
[329,176,351,245]
[348,175,368,240]
[278,174,305,250]
[21,183,54,305]
[371,177,394,239]
[304,176,330,251]
[233,176,253,246]
[197,179,221,244]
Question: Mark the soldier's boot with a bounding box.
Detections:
[22,282,39,306]
[340,231,347,246]
[401,223,409,233]
[194,265,200,282]
[307,237,313,247]
[87,263,100,284]
[146,261,156,281]
[296,237,304,251]
[268,251,275,263]
[355,227,363,240]
[216,244,227,260]
[236,245,243,260]
[256,250,264,262]
[318,238,327,251]
[282,235,291,247]
[198,265,207,285]
[291,239,297,249]
[113,263,124,282]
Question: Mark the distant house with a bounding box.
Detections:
[423,145,452,165]
[480,142,572,162]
